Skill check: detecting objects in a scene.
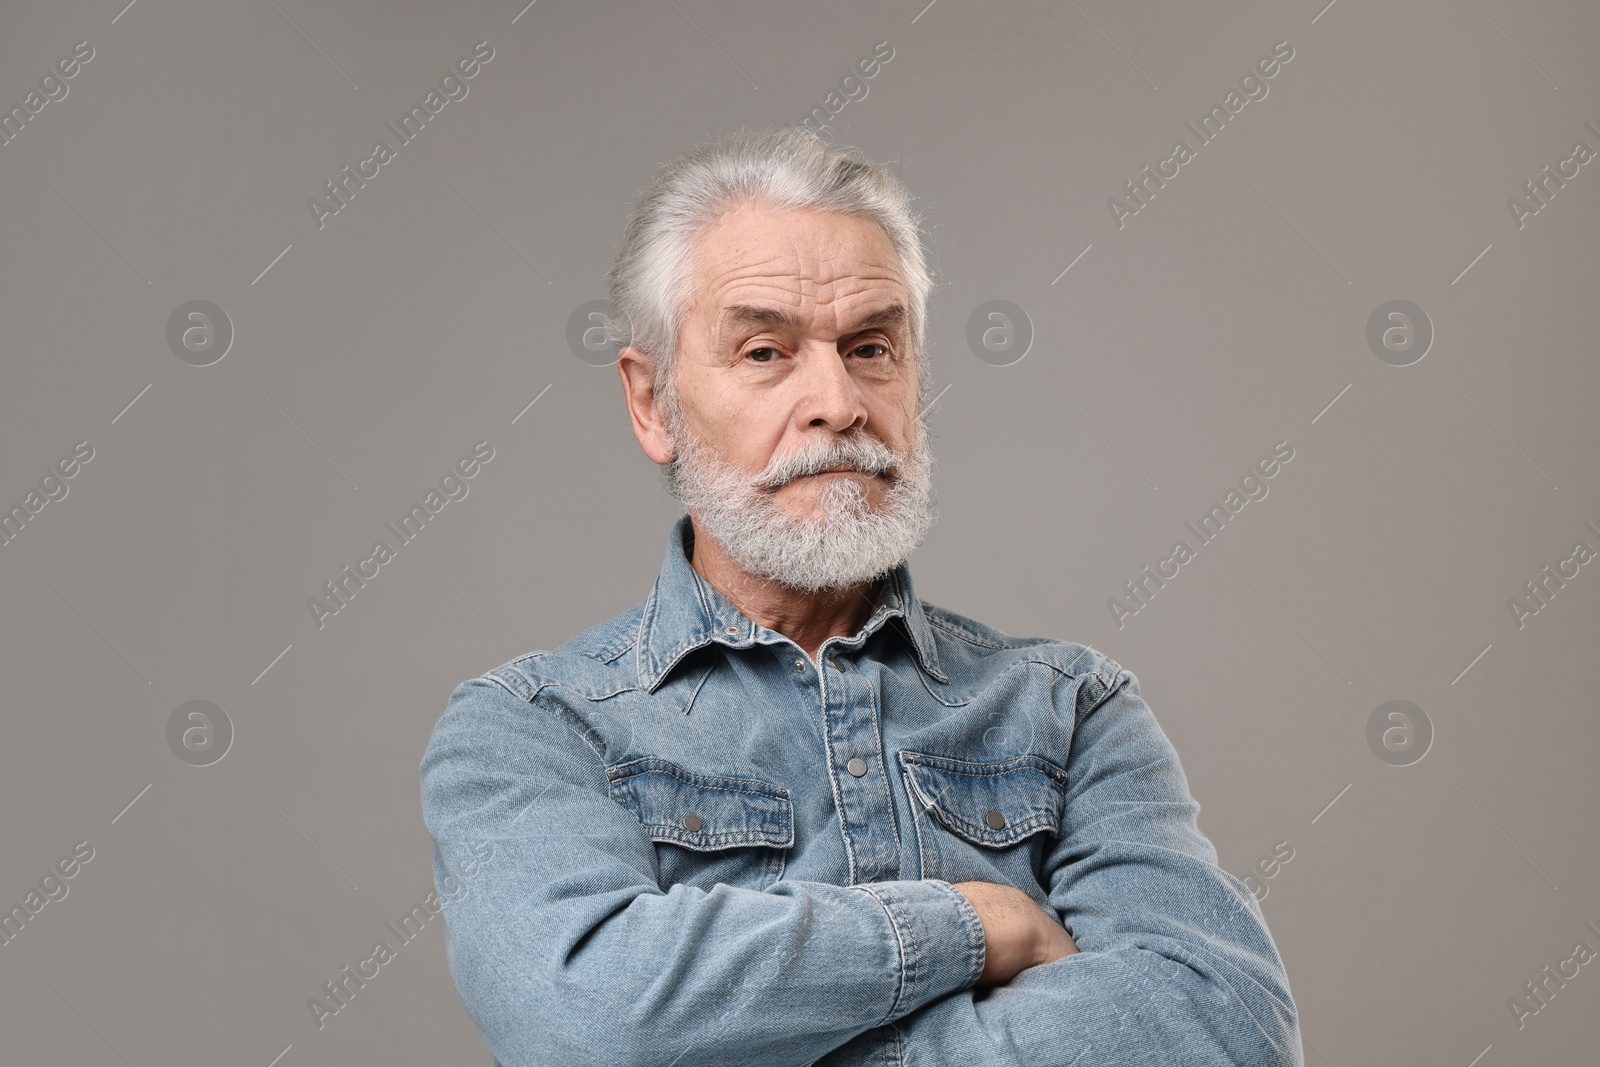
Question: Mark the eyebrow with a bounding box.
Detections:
[718,302,908,344]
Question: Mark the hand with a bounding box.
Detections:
[951,880,1079,987]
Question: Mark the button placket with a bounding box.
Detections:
[816,643,899,882]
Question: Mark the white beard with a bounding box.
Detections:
[662,406,936,593]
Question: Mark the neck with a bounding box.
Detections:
[687,514,885,662]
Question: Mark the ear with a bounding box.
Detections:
[617,346,676,465]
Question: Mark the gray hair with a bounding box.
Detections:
[605,127,936,427]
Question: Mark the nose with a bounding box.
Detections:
[798,347,867,434]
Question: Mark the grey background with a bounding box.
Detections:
[2,0,1596,1063]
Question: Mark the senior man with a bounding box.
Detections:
[421,127,1301,1066]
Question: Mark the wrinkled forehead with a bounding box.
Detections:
[686,206,909,335]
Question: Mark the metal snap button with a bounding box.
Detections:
[830,657,843,671]
[984,810,1006,830]
[682,813,703,832]
[724,624,739,635]
[793,658,806,671]
[846,757,868,777]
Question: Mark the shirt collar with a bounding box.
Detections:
[635,514,947,691]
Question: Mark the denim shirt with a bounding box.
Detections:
[420,514,1302,1066]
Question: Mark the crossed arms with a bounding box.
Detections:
[420,666,1302,1067]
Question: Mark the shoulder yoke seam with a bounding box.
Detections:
[925,612,1008,649]
[481,668,609,764]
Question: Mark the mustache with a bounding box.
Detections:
[755,435,900,490]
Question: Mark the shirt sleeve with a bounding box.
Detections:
[874,658,1304,1067]
[420,673,987,1067]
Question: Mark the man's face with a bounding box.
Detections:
[655,201,935,592]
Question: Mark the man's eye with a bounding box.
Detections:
[744,344,887,363]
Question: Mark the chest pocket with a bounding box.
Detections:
[898,751,1067,889]
[608,758,794,893]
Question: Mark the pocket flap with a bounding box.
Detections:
[608,758,794,851]
[899,751,1067,847]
